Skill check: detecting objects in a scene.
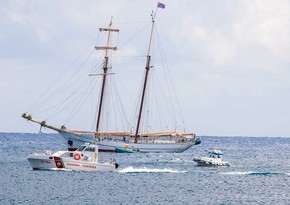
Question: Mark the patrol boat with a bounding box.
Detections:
[27,143,118,171]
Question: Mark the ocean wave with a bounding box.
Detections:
[220,171,288,176]
[119,166,187,173]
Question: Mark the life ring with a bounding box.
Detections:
[74,153,81,160]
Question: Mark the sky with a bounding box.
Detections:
[1,0,290,137]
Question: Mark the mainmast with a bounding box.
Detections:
[95,19,119,134]
[134,12,156,143]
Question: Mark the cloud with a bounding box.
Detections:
[0,0,290,136]
[175,0,290,70]
[1,2,53,42]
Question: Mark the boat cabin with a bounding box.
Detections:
[77,143,97,152]
[208,149,224,159]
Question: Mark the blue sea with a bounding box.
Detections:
[0,133,290,205]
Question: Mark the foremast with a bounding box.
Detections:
[22,20,127,137]
[95,19,119,135]
[134,13,155,143]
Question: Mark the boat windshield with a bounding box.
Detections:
[77,145,96,152]
[86,147,96,152]
[78,145,87,151]
[209,153,223,158]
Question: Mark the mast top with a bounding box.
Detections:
[95,19,119,55]
[99,17,119,32]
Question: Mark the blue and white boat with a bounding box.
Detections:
[194,149,231,167]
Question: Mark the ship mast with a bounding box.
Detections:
[134,12,156,143]
[95,19,119,134]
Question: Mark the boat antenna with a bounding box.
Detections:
[94,19,119,136]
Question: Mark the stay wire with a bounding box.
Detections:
[155,26,187,131]
[31,48,97,115]
[28,34,102,114]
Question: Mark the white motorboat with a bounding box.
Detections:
[27,143,118,171]
[194,149,231,167]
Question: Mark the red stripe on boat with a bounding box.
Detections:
[54,157,64,168]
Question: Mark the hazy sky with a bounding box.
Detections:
[1,0,290,137]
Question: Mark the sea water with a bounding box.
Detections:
[0,133,290,204]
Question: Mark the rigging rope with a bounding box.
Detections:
[27,34,103,114]
[30,49,97,116]
[155,26,188,132]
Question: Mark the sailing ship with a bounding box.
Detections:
[22,7,200,153]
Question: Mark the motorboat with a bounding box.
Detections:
[27,143,118,171]
[194,149,230,167]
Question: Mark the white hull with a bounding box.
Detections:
[27,144,117,172]
[27,155,56,170]
[194,157,231,167]
[60,132,195,153]
[28,156,116,171]
[98,140,194,153]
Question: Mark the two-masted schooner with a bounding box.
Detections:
[22,7,200,153]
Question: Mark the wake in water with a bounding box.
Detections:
[220,171,290,176]
[119,166,187,173]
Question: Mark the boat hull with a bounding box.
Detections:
[27,155,56,170]
[60,132,195,153]
[27,155,116,171]
[193,159,231,167]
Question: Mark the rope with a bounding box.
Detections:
[155,26,188,132]
[28,34,102,114]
